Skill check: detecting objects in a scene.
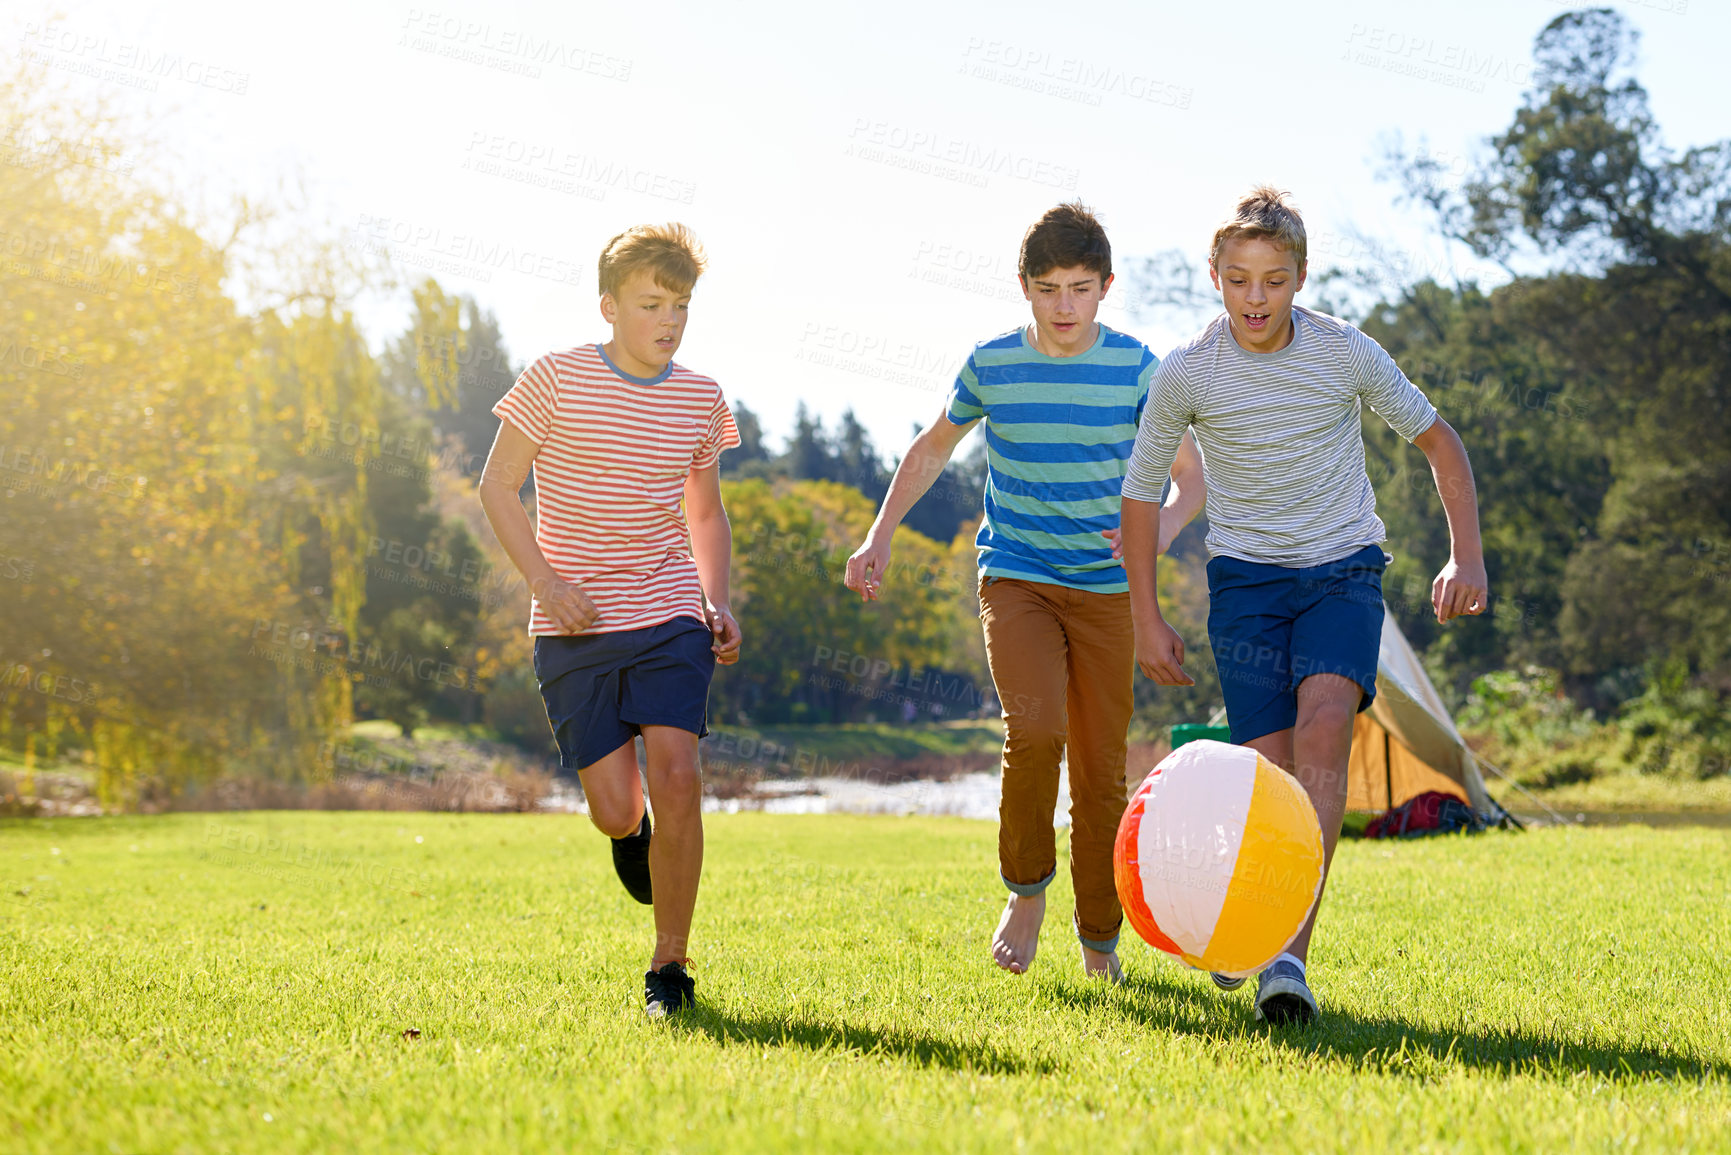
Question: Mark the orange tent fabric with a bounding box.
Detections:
[1345,603,1499,816]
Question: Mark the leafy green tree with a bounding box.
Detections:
[1331,2,1731,804]
[445,298,519,464]
[780,402,836,484]
[832,410,886,503]
[348,389,487,738]
[0,62,509,798]
[1357,281,1609,690]
[1375,9,1729,713]
[716,479,975,724]
[722,401,773,475]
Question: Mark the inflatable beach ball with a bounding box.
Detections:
[1113,739,1324,979]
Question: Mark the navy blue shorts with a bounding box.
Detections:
[1205,544,1388,745]
[532,616,716,772]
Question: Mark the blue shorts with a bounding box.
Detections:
[533,616,716,772]
[1205,544,1388,745]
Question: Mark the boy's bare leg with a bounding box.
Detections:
[1063,591,1134,983]
[577,741,645,839]
[641,725,704,969]
[1079,943,1121,981]
[993,892,1046,974]
[980,579,1070,975]
[1243,672,1360,964]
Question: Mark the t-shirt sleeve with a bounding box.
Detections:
[1133,346,1158,426]
[692,389,742,471]
[491,353,562,445]
[945,353,986,425]
[1121,354,1192,503]
[1350,328,1439,442]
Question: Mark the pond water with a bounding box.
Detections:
[704,769,1072,823]
[542,775,1731,831]
[540,768,1072,824]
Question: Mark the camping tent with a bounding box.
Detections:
[1345,602,1503,819]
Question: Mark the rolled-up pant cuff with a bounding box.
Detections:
[1001,867,1055,897]
[1078,930,1121,953]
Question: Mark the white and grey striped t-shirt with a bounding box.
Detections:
[1123,306,1439,567]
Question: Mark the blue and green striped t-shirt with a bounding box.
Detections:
[945,324,1161,594]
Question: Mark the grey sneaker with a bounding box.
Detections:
[1254,958,1317,1025]
[1210,972,1247,992]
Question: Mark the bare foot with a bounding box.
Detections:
[991,892,1045,974]
[1081,944,1123,984]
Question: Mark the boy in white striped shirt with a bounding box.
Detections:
[1119,186,1489,1024]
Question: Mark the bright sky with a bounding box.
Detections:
[12,0,1722,455]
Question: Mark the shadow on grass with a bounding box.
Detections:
[674,1005,1052,1075]
[1049,971,1731,1084]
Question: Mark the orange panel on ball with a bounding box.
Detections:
[1113,773,1183,958]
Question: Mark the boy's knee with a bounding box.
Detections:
[588,801,643,840]
[1068,802,1125,844]
[1295,696,1355,737]
[650,759,702,808]
[1004,721,1066,759]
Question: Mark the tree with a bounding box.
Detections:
[0,59,497,801]
[722,401,772,475]
[780,402,835,484]
[347,388,487,739]
[1369,8,1730,731]
[831,410,886,503]
[0,62,381,799]
[445,298,519,464]
[1357,281,1608,687]
[715,479,976,724]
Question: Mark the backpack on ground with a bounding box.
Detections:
[1364,790,1486,839]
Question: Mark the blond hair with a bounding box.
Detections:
[1209,185,1306,269]
[597,223,707,298]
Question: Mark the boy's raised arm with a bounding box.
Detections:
[1106,429,1205,558]
[1411,418,1490,625]
[1352,329,1489,626]
[1159,430,1206,554]
[843,404,977,600]
[1121,359,1191,504]
[1121,495,1192,686]
[1121,362,1197,685]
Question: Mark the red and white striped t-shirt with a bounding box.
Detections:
[491,343,740,636]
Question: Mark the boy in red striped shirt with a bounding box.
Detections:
[479,223,741,1018]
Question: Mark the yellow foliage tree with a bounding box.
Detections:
[0,59,389,804]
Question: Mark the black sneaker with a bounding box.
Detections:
[611,811,653,905]
[644,961,695,1019]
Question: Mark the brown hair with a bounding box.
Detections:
[597,223,707,298]
[1209,185,1306,269]
[1018,201,1111,284]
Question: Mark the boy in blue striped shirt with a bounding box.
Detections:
[846,203,1203,981]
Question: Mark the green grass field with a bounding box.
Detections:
[3,813,1729,1153]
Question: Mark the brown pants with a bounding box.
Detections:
[979,575,1134,951]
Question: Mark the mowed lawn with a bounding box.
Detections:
[2,813,1728,1153]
